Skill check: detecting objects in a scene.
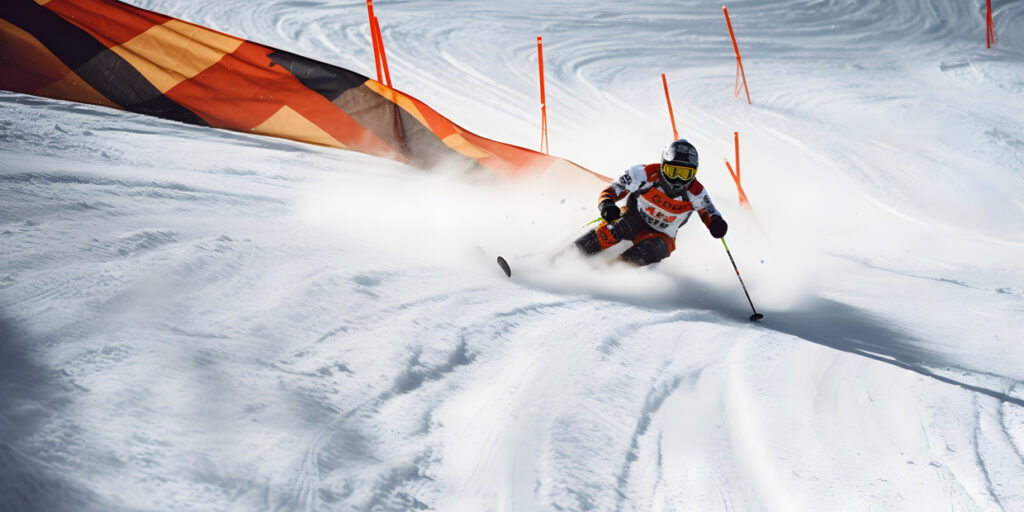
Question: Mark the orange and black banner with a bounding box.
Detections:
[1,0,604,181]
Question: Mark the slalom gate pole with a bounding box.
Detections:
[537,36,549,154]
[721,237,763,321]
[366,0,382,82]
[661,73,679,140]
[987,0,997,48]
[722,6,751,105]
[373,16,392,87]
[723,131,751,207]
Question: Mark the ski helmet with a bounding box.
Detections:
[660,139,699,196]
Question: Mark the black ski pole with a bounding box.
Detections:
[720,238,763,321]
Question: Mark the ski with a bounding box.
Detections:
[496,256,511,277]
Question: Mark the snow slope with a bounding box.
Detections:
[3,0,1024,510]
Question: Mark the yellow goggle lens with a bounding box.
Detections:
[662,163,697,180]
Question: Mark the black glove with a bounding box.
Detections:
[709,216,728,238]
[599,200,620,222]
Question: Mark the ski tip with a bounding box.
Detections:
[496,256,511,278]
[749,313,764,322]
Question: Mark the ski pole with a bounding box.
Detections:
[721,237,763,321]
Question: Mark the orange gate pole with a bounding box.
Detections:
[722,6,751,105]
[537,36,549,154]
[661,73,679,140]
[724,131,751,207]
[366,0,382,82]
[373,15,392,87]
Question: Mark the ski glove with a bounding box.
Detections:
[709,216,728,238]
[599,200,621,222]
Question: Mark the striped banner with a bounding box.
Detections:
[0,0,604,182]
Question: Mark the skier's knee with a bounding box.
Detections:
[575,223,620,256]
[574,231,602,255]
[620,237,672,266]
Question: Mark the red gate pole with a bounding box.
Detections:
[662,73,679,140]
[366,0,382,82]
[987,0,997,48]
[538,36,549,154]
[722,6,751,105]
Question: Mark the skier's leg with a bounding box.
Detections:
[620,232,675,266]
[573,209,642,255]
[574,222,616,255]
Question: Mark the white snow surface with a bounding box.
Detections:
[2,0,1024,510]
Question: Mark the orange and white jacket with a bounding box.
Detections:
[600,163,723,238]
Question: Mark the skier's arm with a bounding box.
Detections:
[597,165,648,221]
[692,185,728,238]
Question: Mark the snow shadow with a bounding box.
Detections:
[765,298,1024,409]
[663,271,1024,409]
[660,275,1024,409]
[0,315,108,511]
[521,268,1024,409]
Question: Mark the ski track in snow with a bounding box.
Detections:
[3,0,1024,510]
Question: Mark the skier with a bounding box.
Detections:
[573,138,728,266]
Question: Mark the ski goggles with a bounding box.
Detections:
[662,163,697,181]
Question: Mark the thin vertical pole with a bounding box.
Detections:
[734,131,740,182]
[723,6,751,105]
[373,16,392,87]
[661,73,679,140]
[987,0,996,48]
[724,131,750,207]
[537,36,549,154]
[367,0,382,82]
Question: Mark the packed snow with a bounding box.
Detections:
[2,0,1024,510]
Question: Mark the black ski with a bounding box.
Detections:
[496,256,511,277]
